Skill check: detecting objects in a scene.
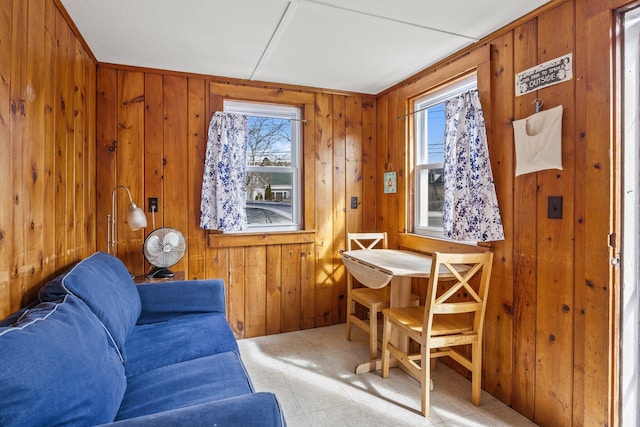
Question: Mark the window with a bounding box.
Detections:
[413,74,476,237]
[224,101,302,232]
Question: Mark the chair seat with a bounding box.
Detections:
[352,287,420,309]
[385,306,474,336]
[351,286,390,308]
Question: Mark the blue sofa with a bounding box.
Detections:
[0,252,286,426]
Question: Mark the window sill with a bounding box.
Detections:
[398,233,487,254]
[208,230,315,249]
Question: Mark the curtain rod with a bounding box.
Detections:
[396,105,429,120]
[396,89,480,120]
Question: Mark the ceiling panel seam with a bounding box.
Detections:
[304,0,479,41]
[250,1,300,81]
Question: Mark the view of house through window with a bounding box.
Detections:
[224,101,302,231]
[413,74,477,237]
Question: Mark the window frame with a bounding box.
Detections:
[223,100,302,232]
[411,73,477,239]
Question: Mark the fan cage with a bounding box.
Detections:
[143,227,186,271]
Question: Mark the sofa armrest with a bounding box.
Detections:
[101,392,286,427]
[136,279,227,324]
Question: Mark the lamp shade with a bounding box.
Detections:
[108,185,148,254]
[127,203,148,231]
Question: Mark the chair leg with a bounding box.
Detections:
[421,343,430,417]
[346,295,353,341]
[369,305,378,360]
[381,315,391,378]
[346,314,352,341]
[471,342,482,406]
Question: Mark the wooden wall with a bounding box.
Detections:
[95,66,377,337]
[0,0,96,319]
[377,0,626,425]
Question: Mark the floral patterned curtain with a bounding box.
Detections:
[442,90,504,242]
[200,112,248,232]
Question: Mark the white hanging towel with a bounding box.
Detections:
[512,105,563,176]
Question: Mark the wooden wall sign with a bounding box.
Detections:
[515,53,573,96]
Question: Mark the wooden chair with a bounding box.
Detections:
[345,232,419,366]
[380,251,493,417]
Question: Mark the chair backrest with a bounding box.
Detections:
[423,251,493,340]
[347,232,388,251]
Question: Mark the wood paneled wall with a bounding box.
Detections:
[0,0,96,320]
[96,66,376,337]
[377,0,625,425]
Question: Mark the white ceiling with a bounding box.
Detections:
[61,0,550,95]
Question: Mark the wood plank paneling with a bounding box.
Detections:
[245,245,266,337]
[314,92,334,327]
[43,0,57,279]
[24,0,46,304]
[511,18,539,419]
[300,241,315,330]
[116,70,145,272]
[332,95,346,324]
[9,0,28,308]
[282,243,302,332]
[186,77,207,280]
[96,67,117,254]
[0,0,13,318]
[346,96,364,234]
[361,97,376,231]
[1,0,96,319]
[534,4,576,425]
[143,73,164,234]
[574,5,618,427]
[162,75,188,276]
[266,245,282,334]
[482,31,515,404]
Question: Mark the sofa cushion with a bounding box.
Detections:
[39,252,141,362]
[115,351,254,421]
[125,312,239,378]
[0,295,127,427]
[104,393,286,427]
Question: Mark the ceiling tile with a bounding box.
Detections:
[61,0,290,78]
[252,1,473,93]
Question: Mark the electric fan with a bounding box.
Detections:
[143,227,186,279]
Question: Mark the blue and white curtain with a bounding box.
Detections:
[442,90,504,242]
[200,112,248,232]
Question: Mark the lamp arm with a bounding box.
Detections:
[108,185,137,254]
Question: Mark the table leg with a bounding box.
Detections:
[390,276,411,353]
[353,276,411,374]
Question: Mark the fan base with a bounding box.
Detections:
[146,267,175,280]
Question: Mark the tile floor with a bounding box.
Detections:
[238,324,538,426]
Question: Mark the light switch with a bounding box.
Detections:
[548,196,562,219]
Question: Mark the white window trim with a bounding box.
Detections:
[224,100,302,232]
[413,74,477,239]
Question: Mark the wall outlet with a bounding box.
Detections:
[148,197,158,213]
[350,197,358,209]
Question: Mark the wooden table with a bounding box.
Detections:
[341,249,434,374]
[133,270,185,284]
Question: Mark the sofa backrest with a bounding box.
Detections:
[0,295,127,426]
[39,252,141,363]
